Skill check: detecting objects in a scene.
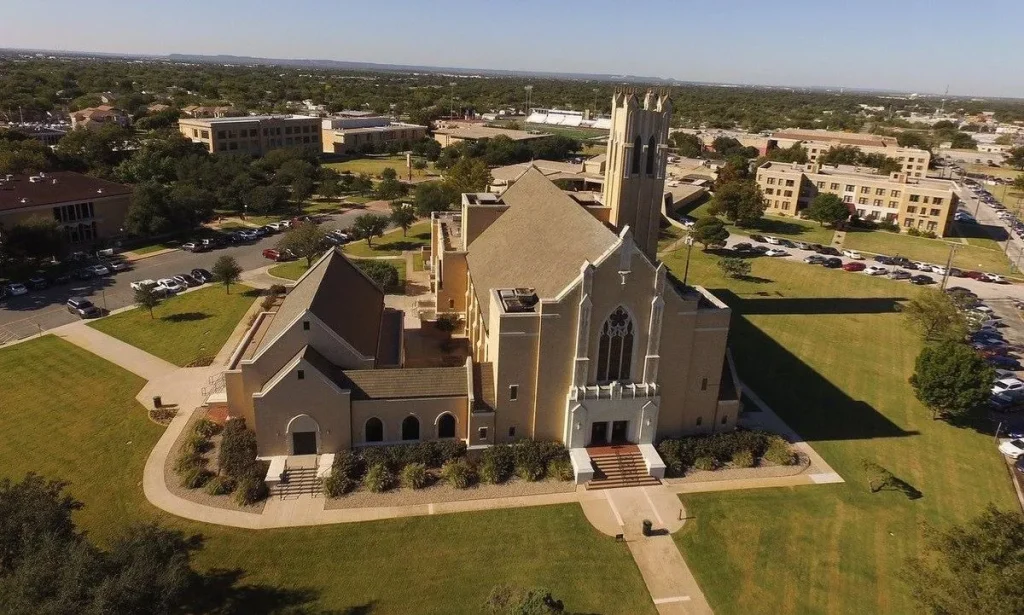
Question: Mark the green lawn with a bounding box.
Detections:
[271,257,407,293]
[324,155,435,179]
[687,201,837,246]
[343,221,431,257]
[0,336,653,615]
[841,228,1014,275]
[963,163,1022,181]
[656,247,1019,615]
[88,285,258,366]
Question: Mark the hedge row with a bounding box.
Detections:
[656,429,797,476]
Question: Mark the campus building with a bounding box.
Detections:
[755,161,959,236]
[69,105,130,131]
[219,90,740,484]
[320,113,428,154]
[769,129,932,178]
[178,115,322,155]
[432,122,552,148]
[0,171,132,245]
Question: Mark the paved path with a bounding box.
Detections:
[55,321,177,380]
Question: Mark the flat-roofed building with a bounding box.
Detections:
[769,128,932,178]
[0,171,132,246]
[756,161,958,237]
[432,122,552,147]
[178,115,322,156]
[320,114,427,154]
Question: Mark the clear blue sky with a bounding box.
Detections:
[2,0,1020,98]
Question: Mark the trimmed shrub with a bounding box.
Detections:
[332,449,365,481]
[192,418,222,438]
[322,472,355,498]
[204,475,236,496]
[546,457,574,481]
[364,463,394,493]
[400,462,429,489]
[185,433,212,455]
[234,476,269,505]
[693,456,717,471]
[181,467,213,489]
[731,449,755,468]
[764,438,797,466]
[174,449,204,474]
[218,419,259,479]
[260,295,276,311]
[479,445,514,484]
[268,284,287,296]
[441,459,474,489]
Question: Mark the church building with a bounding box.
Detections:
[220,90,740,483]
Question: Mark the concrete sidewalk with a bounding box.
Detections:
[55,321,178,380]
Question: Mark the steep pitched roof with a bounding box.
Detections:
[465,166,619,320]
[259,248,385,359]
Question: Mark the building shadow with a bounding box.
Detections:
[713,290,907,316]
[956,222,1008,242]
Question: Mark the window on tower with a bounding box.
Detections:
[646,136,657,176]
[631,136,642,175]
[596,307,634,382]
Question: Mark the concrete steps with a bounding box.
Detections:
[275,466,321,499]
[586,450,660,490]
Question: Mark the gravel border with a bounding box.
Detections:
[163,408,266,515]
[324,475,576,510]
[662,452,812,485]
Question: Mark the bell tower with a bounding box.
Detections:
[601,89,672,260]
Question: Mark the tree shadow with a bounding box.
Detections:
[242,288,264,298]
[161,311,211,323]
[193,567,368,615]
[748,218,823,237]
[734,275,774,284]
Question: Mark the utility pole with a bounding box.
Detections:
[681,235,695,287]
[940,243,958,290]
[449,82,456,119]
[524,85,533,117]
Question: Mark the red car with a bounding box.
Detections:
[964,270,986,280]
[262,248,295,262]
[842,261,866,272]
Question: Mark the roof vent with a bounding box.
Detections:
[4,174,12,181]
[29,176,41,183]
[38,171,45,178]
[20,198,28,204]
[96,188,104,194]
[51,178,58,184]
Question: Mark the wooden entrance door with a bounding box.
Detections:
[590,421,609,445]
[292,431,317,455]
[611,420,629,443]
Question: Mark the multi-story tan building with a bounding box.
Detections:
[0,171,132,245]
[756,161,959,236]
[178,115,322,156]
[769,129,931,178]
[219,90,739,486]
[320,114,428,154]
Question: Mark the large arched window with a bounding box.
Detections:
[437,413,456,439]
[365,417,383,443]
[596,307,635,382]
[630,136,642,175]
[401,416,420,441]
[646,136,657,176]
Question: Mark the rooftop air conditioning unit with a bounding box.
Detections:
[29,176,40,183]
[96,188,104,194]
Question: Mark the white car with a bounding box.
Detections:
[914,262,933,272]
[6,282,28,296]
[88,264,110,276]
[985,274,1007,284]
[863,266,887,276]
[992,378,1024,397]
[763,248,789,257]
[156,278,184,294]
[842,250,863,260]
[998,438,1024,459]
[931,266,947,276]
[972,305,995,315]
[130,279,157,292]
[763,236,781,245]
[265,222,283,231]
[994,369,1018,380]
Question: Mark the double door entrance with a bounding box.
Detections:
[590,420,629,446]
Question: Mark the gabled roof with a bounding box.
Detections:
[465,166,619,320]
[259,248,385,359]
[339,366,467,400]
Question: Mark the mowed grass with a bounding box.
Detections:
[688,201,836,245]
[841,228,1014,274]
[271,257,407,293]
[657,247,1019,615]
[963,163,1022,180]
[343,221,431,257]
[88,285,258,366]
[0,336,653,615]
[324,155,435,178]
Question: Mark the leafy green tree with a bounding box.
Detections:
[948,132,977,150]
[375,177,407,200]
[134,286,160,319]
[766,143,808,164]
[711,136,758,160]
[390,202,417,236]
[1012,174,1024,196]
[669,132,702,158]
[291,176,315,204]
[245,185,288,215]
[381,167,398,181]
[351,172,374,195]
[0,133,53,175]
[444,157,492,194]
[1,216,65,260]
[902,290,968,342]
[708,180,765,227]
[904,505,1024,614]
[1009,147,1024,171]
[211,255,243,294]
[896,131,932,151]
[318,176,341,200]
[909,340,993,420]
[717,256,751,278]
[805,193,851,227]
[356,260,400,292]
[691,216,729,249]
[414,181,458,216]
[277,222,327,267]
[352,213,390,247]
[818,145,862,166]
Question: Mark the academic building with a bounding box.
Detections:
[769,129,932,178]
[320,113,428,154]
[219,91,740,485]
[756,161,959,236]
[178,115,322,156]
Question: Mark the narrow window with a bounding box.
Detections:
[297,370,305,380]
[701,377,708,391]
[508,426,516,438]
[365,417,383,442]
[597,307,634,382]
[302,321,310,331]
[721,415,728,425]
[646,135,657,175]
[402,416,420,441]
[478,427,488,440]
[509,385,519,401]
[631,136,642,175]
[448,299,455,309]
[437,414,456,438]
[696,416,703,426]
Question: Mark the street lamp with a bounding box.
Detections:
[681,234,695,288]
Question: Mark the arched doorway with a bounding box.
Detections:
[286,414,320,455]
[365,417,384,443]
[437,413,456,439]
[401,416,420,441]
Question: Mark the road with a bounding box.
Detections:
[0,210,366,342]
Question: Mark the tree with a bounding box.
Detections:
[444,156,492,194]
[818,145,862,166]
[375,177,407,201]
[902,290,967,342]
[351,213,390,246]
[904,506,1024,614]
[356,260,400,292]
[766,143,808,164]
[277,222,327,267]
[246,184,288,215]
[896,131,932,151]
[717,257,751,279]
[134,286,160,319]
[805,193,851,227]
[380,167,398,181]
[389,202,417,236]
[351,172,374,195]
[708,180,765,227]
[669,132,702,158]
[909,340,993,420]
[211,255,243,294]
[691,216,729,249]
[1,216,64,260]
[1013,174,1024,197]
[291,176,315,204]
[948,132,977,150]
[414,181,458,216]
[1006,147,1024,171]
[714,157,750,188]
[485,584,565,614]
[318,176,341,200]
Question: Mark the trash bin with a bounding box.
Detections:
[152,395,162,408]
[642,519,653,537]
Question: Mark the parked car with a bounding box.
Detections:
[181,242,205,252]
[945,286,976,297]
[989,393,1024,413]
[72,268,95,280]
[763,236,781,245]
[803,255,826,265]
[191,268,214,283]
[66,297,101,318]
[260,225,279,235]
[87,264,110,276]
[173,274,201,288]
[748,233,766,243]
[842,261,866,272]
[733,242,753,253]
[989,356,1022,370]
[948,267,964,277]
[822,257,843,268]
[808,243,824,252]
[105,259,130,272]
[890,256,913,268]
[873,255,893,265]
[964,270,987,280]
[793,241,812,250]
[910,274,935,285]
[763,248,789,257]
[863,265,887,276]
[777,239,795,248]
[199,238,222,250]
[27,276,48,290]
[156,278,184,294]
[750,245,769,254]
[6,282,28,296]
[51,272,72,285]
[818,246,841,256]
[998,438,1024,459]
[130,279,158,292]
[914,262,933,272]
[262,248,296,262]
[984,273,1007,284]
[992,378,1024,397]
[842,249,864,260]
[888,269,912,280]
[931,266,947,276]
